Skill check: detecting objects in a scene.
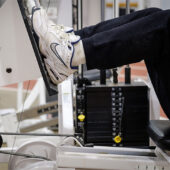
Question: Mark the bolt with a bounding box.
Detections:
[6,68,12,73]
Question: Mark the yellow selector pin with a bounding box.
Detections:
[78,114,85,122]
[114,135,122,144]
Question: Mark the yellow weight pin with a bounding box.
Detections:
[114,135,122,144]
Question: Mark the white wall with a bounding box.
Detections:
[0,0,72,87]
[0,0,41,87]
[56,0,72,27]
[146,0,161,8]
[83,0,101,27]
[146,0,170,9]
[161,0,170,9]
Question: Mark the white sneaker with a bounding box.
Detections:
[48,20,80,44]
[32,7,80,43]
[32,7,49,38]
[26,0,36,14]
[27,0,74,33]
[48,20,73,33]
[41,29,82,85]
[32,7,83,85]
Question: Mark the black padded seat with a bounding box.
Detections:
[0,135,2,148]
[148,120,170,151]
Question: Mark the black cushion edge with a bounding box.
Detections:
[0,135,3,148]
[148,120,170,151]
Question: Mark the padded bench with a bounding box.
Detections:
[0,135,2,148]
[148,120,170,151]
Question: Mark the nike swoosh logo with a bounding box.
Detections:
[50,43,68,68]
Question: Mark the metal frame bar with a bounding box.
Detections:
[20,117,58,133]
[1,145,170,169]
[56,146,170,170]
[16,101,57,121]
[17,0,58,95]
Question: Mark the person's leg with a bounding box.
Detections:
[145,57,170,119]
[75,8,162,39]
[82,9,170,119]
[83,9,169,69]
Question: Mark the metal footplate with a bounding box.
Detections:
[17,0,57,96]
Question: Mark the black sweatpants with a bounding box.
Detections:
[75,8,170,119]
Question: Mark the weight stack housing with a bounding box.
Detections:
[76,82,150,147]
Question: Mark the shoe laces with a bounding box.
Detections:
[50,25,72,48]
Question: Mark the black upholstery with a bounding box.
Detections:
[0,135,2,148]
[148,120,170,151]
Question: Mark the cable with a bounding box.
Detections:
[9,81,31,162]
[59,137,83,147]
[0,150,51,161]
[0,137,83,163]
[0,132,77,137]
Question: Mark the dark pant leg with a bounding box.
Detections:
[82,9,170,119]
[145,57,170,119]
[75,8,161,39]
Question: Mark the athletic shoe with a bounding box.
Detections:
[48,20,73,33]
[32,7,73,35]
[32,7,83,85]
[48,20,80,44]
[40,29,81,85]
[26,0,36,14]
[32,7,80,43]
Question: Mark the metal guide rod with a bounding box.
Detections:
[100,0,106,85]
[101,0,105,21]
[125,0,131,84]
[126,0,130,15]
[77,0,84,79]
[113,0,119,84]
[113,0,119,18]
[0,132,80,137]
[126,0,130,65]
[78,0,83,29]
